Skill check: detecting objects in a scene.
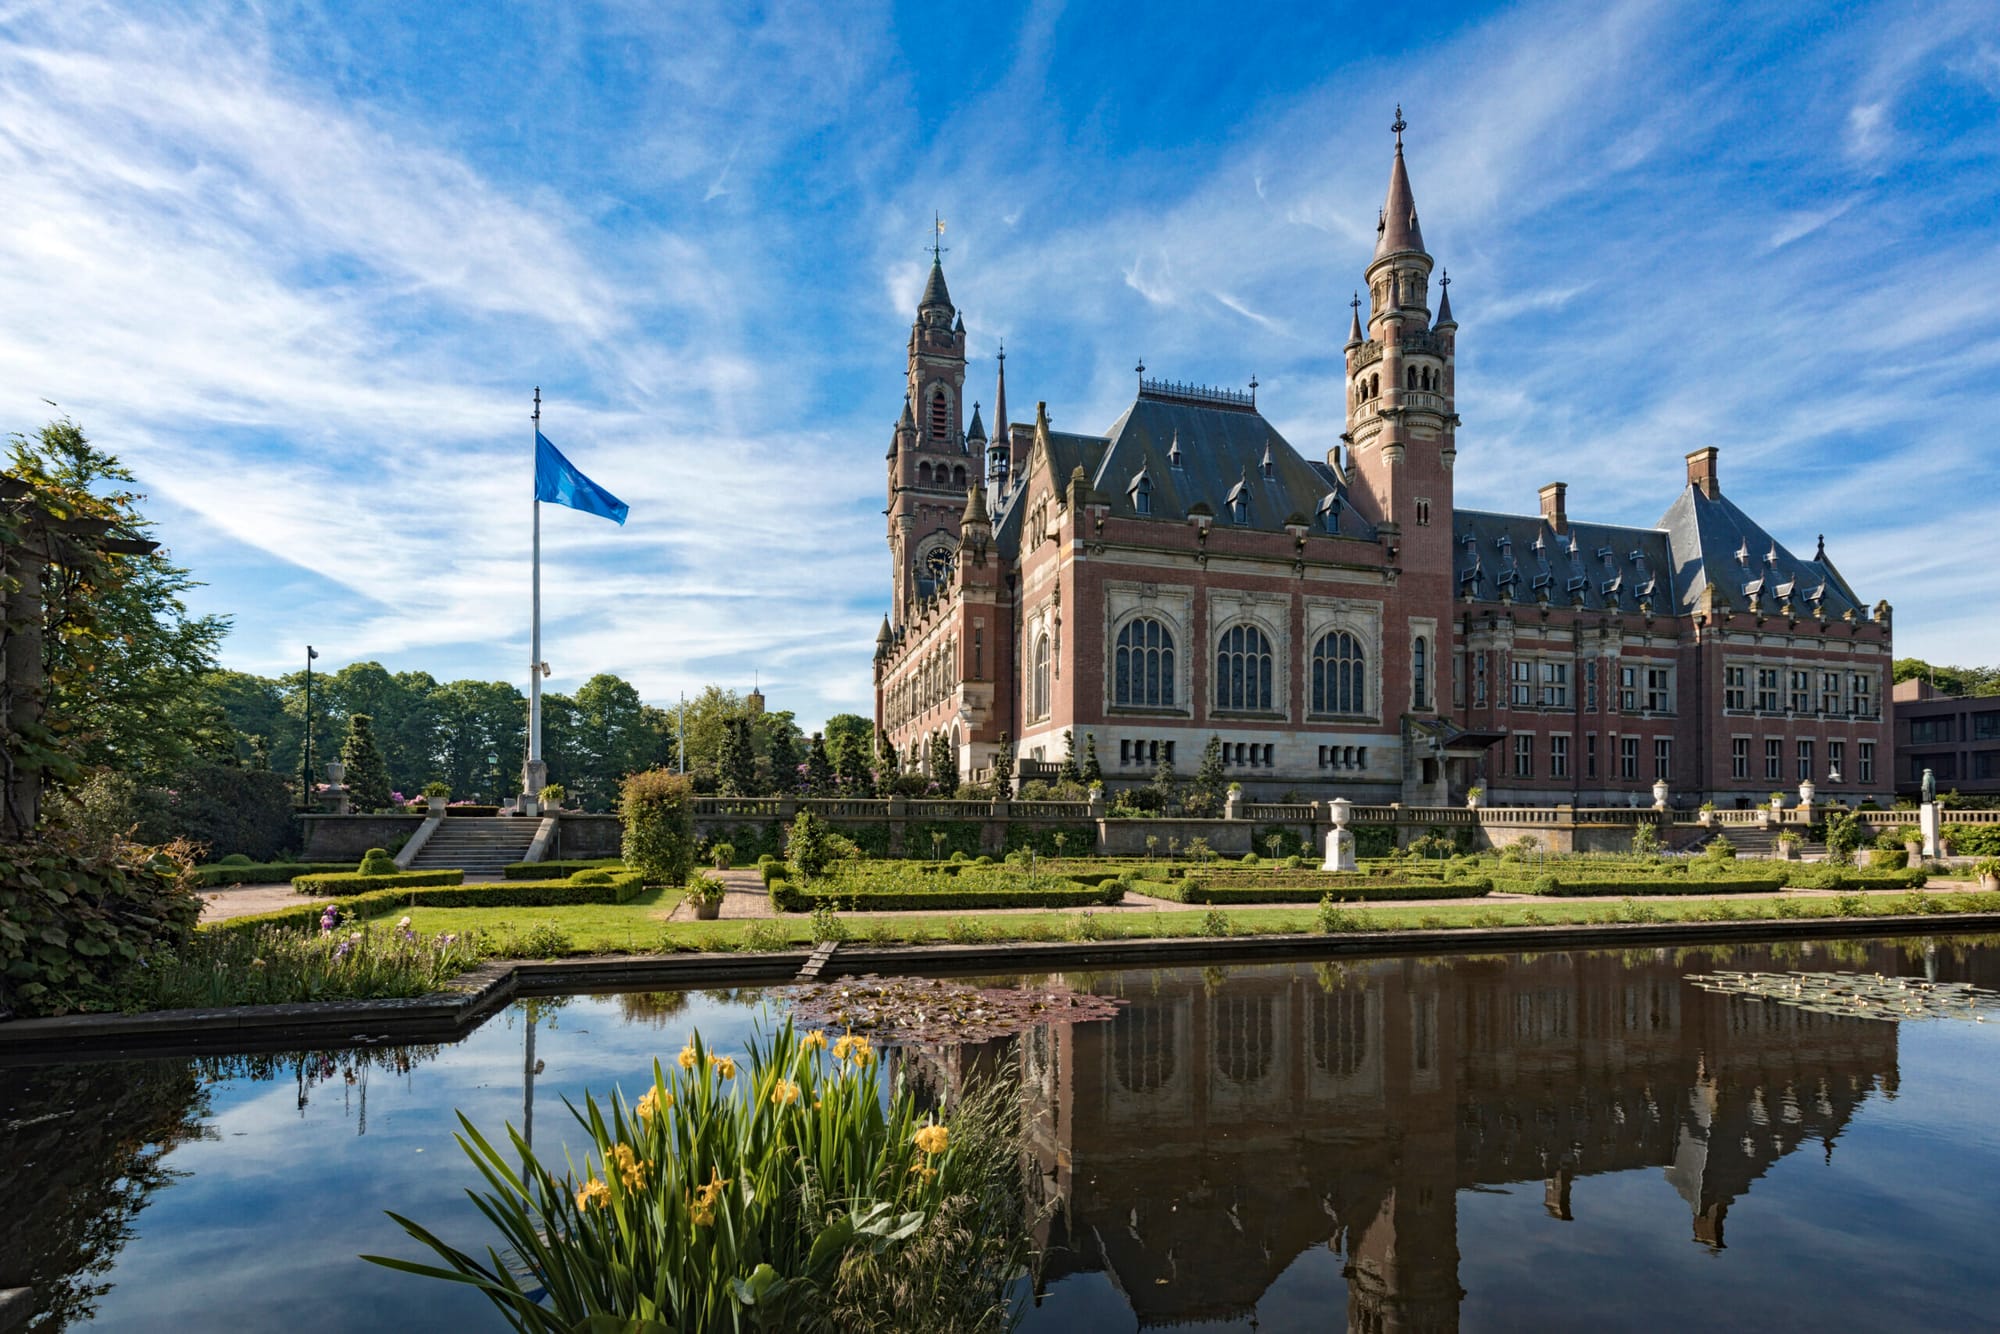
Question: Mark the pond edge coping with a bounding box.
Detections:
[6,911,2000,1061]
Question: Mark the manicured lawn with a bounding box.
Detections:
[376,886,2000,956]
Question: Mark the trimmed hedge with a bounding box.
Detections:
[1786,866,1929,891]
[1155,878,1494,904]
[1501,871,1789,897]
[291,869,465,895]
[767,866,1120,913]
[1002,822,1099,856]
[503,859,626,879]
[193,861,351,888]
[905,820,984,859]
[211,871,651,935]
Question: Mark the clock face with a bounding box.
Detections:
[923,545,955,584]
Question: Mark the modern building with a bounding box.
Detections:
[872,116,1893,807]
[1891,678,2000,798]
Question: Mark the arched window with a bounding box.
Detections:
[1413,635,1429,709]
[1215,624,1275,711]
[1312,630,1366,714]
[1114,617,1176,708]
[929,390,948,442]
[917,461,932,486]
[1031,634,1051,720]
[1113,1003,1177,1094]
[952,465,966,488]
[1214,994,1274,1085]
[1133,476,1151,515]
[1407,366,1419,389]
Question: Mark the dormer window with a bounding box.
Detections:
[1168,433,1183,469]
[1319,494,1341,534]
[1260,443,1274,478]
[1133,475,1152,515]
[1230,489,1250,524]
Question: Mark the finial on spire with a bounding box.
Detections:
[1249,373,1258,405]
[1136,358,1146,379]
[931,213,947,265]
[1392,104,1406,147]
[1815,533,1827,561]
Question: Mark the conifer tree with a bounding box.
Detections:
[339,713,392,812]
[928,733,959,791]
[1081,732,1103,784]
[992,732,1015,798]
[805,732,835,795]
[1058,729,1081,784]
[1150,748,1179,810]
[1195,734,1227,806]
[832,733,874,797]
[717,716,759,796]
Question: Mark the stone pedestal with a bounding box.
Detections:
[521,758,548,808]
[1322,827,1357,872]
[1920,802,1941,859]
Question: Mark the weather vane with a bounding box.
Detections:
[931,214,948,264]
[1392,104,1406,145]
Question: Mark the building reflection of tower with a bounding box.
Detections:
[1015,944,1909,1330]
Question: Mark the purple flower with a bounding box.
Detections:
[320,905,339,934]
[333,940,353,961]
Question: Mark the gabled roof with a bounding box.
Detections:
[1086,390,1376,536]
[1453,484,1870,618]
[1656,486,1866,618]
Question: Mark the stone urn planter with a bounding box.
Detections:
[1777,836,1802,861]
[1979,871,2000,894]
[693,900,722,920]
[1466,788,1484,810]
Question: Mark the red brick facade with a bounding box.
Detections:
[875,126,1891,808]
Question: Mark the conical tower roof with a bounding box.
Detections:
[1434,271,1456,329]
[920,259,953,313]
[961,483,990,526]
[967,401,986,442]
[1346,294,1364,347]
[1373,110,1426,261]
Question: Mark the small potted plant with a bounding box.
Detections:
[1975,858,2000,893]
[1897,825,1922,858]
[422,781,450,813]
[1466,785,1485,810]
[1698,800,1716,826]
[537,782,566,812]
[686,871,727,920]
[1775,830,1802,861]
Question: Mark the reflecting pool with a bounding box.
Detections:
[6,934,2000,1330]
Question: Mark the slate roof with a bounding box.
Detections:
[1455,486,1868,617]
[992,386,1378,560]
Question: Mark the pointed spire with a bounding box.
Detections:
[876,614,892,645]
[966,401,986,442]
[961,483,990,527]
[993,342,1008,449]
[1814,533,1827,562]
[952,310,965,334]
[1434,269,1456,329]
[898,394,915,430]
[1373,105,1426,261]
[920,258,953,313]
[1346,293,1364,347]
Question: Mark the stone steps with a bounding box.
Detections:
[410,817,542,873]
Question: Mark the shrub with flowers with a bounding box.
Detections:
[368,1022,1032,1331]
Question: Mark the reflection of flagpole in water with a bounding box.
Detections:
[524,1004,538,1150]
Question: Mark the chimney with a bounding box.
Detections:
[1539,481,1568,535]
[1685,447,1720,499]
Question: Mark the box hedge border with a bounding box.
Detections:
[291,869,466,895]
[503,859,626,879]
[194,862,353,888]
[1155,878,1493,904]
[1499,873,1790,897]
[767,867,1119,913]
[211,871,652,935]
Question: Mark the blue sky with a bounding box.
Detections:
[3,0,1996,732]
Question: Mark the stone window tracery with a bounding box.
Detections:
[1215,624,1275,712]
[1114,617,1176,709]
[1311,630,1367,715]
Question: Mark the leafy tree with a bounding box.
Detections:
[621,768,696,887]
[765,723,802,794]
[991,733,1015,799]
[1894,658,2000,698]
[427,679,526,800]
[574,673,654,806]
[1195,734,1227,806]
[10,420,228,784]
[824,712,873,756]
[787,809,831,881]
[1080,732,1102,785]
[339,713,393,812]
[204,669,292,771]
[831,732,874,796]
[875,733,898,778]
[805,733,835,795]
[1058,729,1081,784]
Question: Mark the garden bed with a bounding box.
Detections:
[1152,877,1494,904]
[217,871,651,934]
[193,861,352,888]
[768,865,1122,913]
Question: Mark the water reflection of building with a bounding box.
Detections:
[1004,944,1919,1331]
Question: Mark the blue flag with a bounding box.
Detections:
[535,431,628,525]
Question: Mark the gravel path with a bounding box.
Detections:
[199,882,328,922]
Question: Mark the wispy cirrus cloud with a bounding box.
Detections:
[1,0,1996,733]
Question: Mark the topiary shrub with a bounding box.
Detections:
[218,853,254,867]
[787,808,832,881]
[621,768,697,887]
[569,869,615,886]
[358,847,397,876]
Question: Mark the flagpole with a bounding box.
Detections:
[528,388,544,804]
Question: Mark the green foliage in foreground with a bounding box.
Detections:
[366,1024,1031,1333]
[130,916,484,1010]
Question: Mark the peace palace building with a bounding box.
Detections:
[872,121,1893,807]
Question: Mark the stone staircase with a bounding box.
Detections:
[409,817,542,876]
[1696,825,1821,860]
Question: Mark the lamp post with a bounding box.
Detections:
[487,752,500,805]
[302,645,319,807]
